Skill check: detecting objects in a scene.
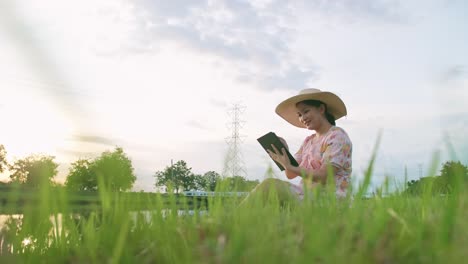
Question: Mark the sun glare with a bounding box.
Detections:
[1,97,74,161]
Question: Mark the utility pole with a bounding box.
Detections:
[223,102,247,178]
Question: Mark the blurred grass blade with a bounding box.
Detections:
[356,130,382,199]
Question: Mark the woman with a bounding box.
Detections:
[247,88,352,203]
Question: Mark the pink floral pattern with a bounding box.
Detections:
[293,126,352,198]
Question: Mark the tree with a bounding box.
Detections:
[65,158,96,191]
[0,144,7,173]
[219,176,259,192]
[9,155,58,188]
[193,174,207,191]
[154,160,196,193]
[65,147,136,192]
[203,171,221,191]
[191,171,222,191]
[405,161,468,195]
[440,161,468,180]
[92,147,136,192]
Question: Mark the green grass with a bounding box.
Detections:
[1,166,467,263]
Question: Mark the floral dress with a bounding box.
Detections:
[290,126,352,199]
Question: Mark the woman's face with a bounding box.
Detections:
[296,102,325,130]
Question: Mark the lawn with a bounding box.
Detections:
[0,174,467,264]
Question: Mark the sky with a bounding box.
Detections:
[0,0,467,192]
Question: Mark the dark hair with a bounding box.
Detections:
[297,100,336,126]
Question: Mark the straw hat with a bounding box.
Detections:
[275,88,347,128]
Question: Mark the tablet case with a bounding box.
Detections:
[257,132,299,171]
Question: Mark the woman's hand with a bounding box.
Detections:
[267,143,292,170]
[278,137,288,150]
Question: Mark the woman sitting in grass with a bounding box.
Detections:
[245,88,352,204]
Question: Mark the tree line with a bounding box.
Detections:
[405,161,468,195]
[154,160,259,193]
[0,144,258,193]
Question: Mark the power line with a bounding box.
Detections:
[223,102,247,178]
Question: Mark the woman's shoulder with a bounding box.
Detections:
[327,126,352,142]
[304,134,315,143]
[329,126,347,134]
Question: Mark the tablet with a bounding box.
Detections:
[257,132,299,171]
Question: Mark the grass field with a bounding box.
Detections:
[0,160,467,263]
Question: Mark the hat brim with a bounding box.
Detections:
[275,91,347,128]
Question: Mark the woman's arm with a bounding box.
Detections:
[284,163,336,184]
[268,144,336,183]
[285,167,300,179]
[285,164,336,184]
